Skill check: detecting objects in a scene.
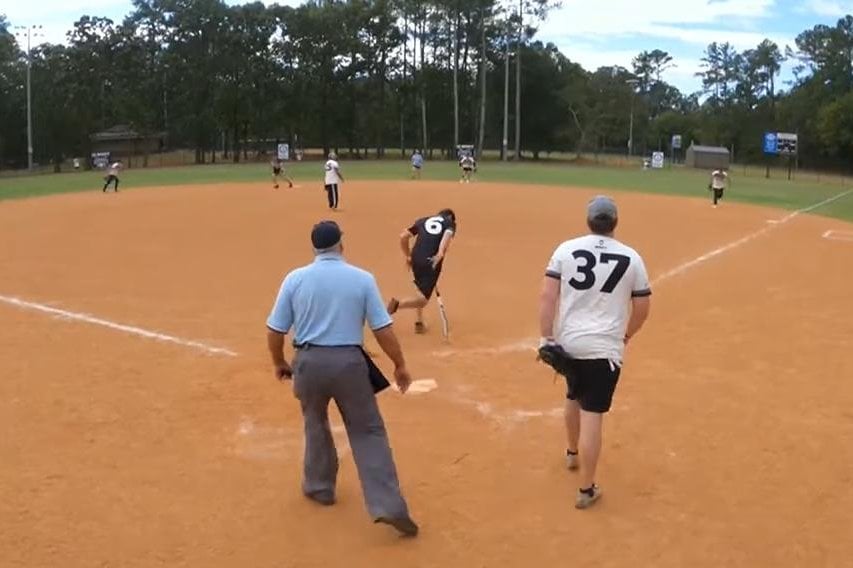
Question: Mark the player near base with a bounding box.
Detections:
[459,154,476,183]
[102,160,122,192]
[324,152,344,210]
[387,209,457,335]
[411,150,424,179]
[708,168,728,207]
[271,157,294,189]
[538,196,651,509]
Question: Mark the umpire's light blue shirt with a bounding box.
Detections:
[267,252,392,346]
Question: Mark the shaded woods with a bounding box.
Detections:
[2,2,853,171]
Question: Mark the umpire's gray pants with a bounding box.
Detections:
[292,346,409,519]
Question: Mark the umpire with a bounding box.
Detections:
[266,220,419,537]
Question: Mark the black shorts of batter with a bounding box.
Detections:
[565,359,622,413]
[273,167,282,175]
[411,257,441,300]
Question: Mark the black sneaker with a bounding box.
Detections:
[387,298,399,315]
[375,516,419,537]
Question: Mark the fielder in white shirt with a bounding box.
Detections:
[102,160,122,193]
[324,152,344,210]
[708,169,729,208]
[538,195,651,509]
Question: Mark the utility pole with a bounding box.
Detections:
[14,25,43,171]
[502,18,510,161]
[626,78,640,157]
[513,0,522,160]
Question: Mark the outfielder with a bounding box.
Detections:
[538,196,651,509]
[271,157,294,189]
[708,168,728,208]
[324,152,344,211]
[102,160,122,192]
[387,209,456,335]
[411,150,424,179]
[459,154,476,183]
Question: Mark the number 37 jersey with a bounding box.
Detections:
[545,234,651,360]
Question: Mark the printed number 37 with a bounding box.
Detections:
[568,251,630,293]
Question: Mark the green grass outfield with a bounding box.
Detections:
[2,160,852,222]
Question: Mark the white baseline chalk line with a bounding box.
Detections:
[0,295,238,357]
[653,188,853,284]
[434,188,853,358]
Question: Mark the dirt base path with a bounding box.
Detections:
[2,180,852,567]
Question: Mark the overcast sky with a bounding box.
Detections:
[3,0,852,93]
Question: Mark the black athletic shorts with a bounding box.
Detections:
[713,188,724,199]
[273,167,282,175]
[412,257,441,300]
[565,359,622,413]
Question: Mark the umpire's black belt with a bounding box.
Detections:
[293,342,360,350]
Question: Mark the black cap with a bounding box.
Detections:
[311,220,342,250]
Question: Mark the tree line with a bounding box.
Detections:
[2,2,853,171]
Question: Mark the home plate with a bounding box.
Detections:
[393,378,438,394]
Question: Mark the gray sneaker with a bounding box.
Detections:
[575,485,602,509]
[566,451,579,471]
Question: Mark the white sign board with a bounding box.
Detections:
[776,133,798,155]
[277,143,290,161]
[671,135,682,150]
[651,151,665,169]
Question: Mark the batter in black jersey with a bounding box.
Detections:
[387,208,457,334]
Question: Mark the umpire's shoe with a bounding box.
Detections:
[375,516,419,537]
[575,485,602,509]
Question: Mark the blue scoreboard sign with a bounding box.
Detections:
[763,132,778,155]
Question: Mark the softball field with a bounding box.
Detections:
[2,179,852,567]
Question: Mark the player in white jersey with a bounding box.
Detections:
[102,160,122,193]
[538,195,652,509]
[708,169,729,208]
[323,152,344,210]
[459,155,476,183]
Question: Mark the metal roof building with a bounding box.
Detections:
[685,144,731,170]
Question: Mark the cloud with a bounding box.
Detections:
[804,0,853,17]
[537,0,791,48]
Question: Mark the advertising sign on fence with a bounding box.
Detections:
[91,152,111,169]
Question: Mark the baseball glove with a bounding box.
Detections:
[537,342,576,378]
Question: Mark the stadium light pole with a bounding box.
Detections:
[502,17,510,161]
[626,78,640,157]
[14,24,43,171]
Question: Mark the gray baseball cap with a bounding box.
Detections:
[587,195,618,220]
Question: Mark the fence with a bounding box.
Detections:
[2,147,851,189]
